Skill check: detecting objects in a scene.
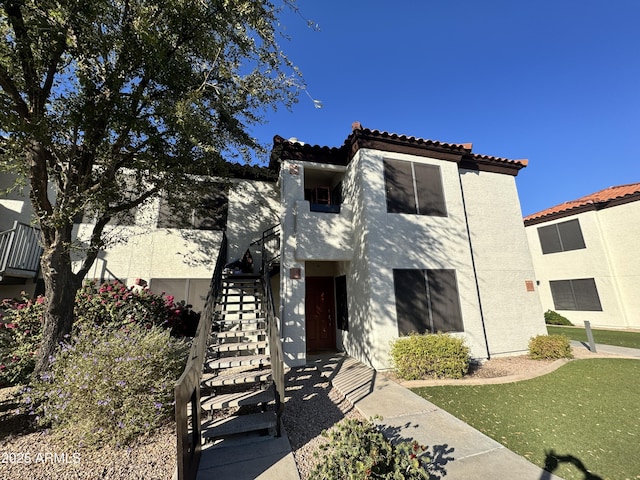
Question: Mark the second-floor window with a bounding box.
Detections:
[157,191,228,230]
[383,159,447,216]
[537,219,586,254]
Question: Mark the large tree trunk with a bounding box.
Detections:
[33,241,82,376]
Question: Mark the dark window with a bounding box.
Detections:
[383,159,447,216]
[538,219,586,254]
[157,190,228,230]
[335,275,348,331]
[393,269,463,335]
[304,184,342,213]
[550,278,602,311]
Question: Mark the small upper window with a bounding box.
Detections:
[383,159,447,216]
[537,219,586,254]
[304,168,344,213]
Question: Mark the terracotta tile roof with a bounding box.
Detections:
[271,123,528,176]
[524,182,640,225]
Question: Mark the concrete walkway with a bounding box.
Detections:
[323,353,564,480]
[571,340,640,358]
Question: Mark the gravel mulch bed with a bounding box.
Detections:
[0,386,175,480]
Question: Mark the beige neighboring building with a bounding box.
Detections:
[524,183,640,329]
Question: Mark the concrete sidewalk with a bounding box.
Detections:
[322,353,564,480]
[571,340,640,358]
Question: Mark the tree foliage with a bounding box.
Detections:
[0,0,302,372]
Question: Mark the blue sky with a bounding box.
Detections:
[250,0,640,217]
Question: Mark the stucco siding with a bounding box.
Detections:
[527,201,640,328]
[226,180,279,266]
[349,150,487,368]
[597,201,640,327]
[526,210,630,328]
[462,170,546,356]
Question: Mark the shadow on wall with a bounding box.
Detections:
[225,181,280,268]
[539,450,603,480]
[345,156,474,370]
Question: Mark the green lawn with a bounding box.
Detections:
[547,325,640,349]
[412,359,640,480]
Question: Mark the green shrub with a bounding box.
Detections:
[310,417,432,479]
[27,323,188,448]
[544,310,573,326]
[0,293,45,387]
[390,333,470,380]
[528,334,573,360]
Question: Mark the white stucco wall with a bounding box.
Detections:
[72,179,278,313]
[225,180,279,267]
[279,147,546,369]
[598,201,640,327]
[461,170,547,356]
[526,202,640,328]
[348,150,490,369]
[279,161,307,366]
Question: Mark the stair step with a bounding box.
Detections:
[217,299,262,305]
[202,411,277,441]
[203,368,272,387]
[206,354,270,370]
[212,341,268,353]
[201,384,275,411]
[215,328,266,339]
[214,317,266,326]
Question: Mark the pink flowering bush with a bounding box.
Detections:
[0,293,45,387]
[0,280,199,387]
[75,280,199,336]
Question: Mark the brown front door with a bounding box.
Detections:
[305,277,336,352]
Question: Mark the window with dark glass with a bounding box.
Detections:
[157,190,228,230]
[393,269,463,335]
[537,219,586,254]
[383,159,447,217]
[550,278,602,311]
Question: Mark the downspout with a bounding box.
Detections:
[458,170,491,359]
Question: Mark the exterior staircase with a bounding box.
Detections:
[199,274,281,443]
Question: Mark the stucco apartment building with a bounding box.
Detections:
[274,124,546,369]
[1,124,548,370]
[524,183,640,329]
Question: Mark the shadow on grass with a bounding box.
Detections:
[540,449,603,480]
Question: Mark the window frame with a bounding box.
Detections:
[383,159,447,217]
[537,219,586,254]
[393,268,464,336]
[157,190,228,231]
[549,278,602,311]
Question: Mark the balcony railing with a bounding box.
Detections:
[0,221,43,280]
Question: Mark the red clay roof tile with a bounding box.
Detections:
[524,182,640,224]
